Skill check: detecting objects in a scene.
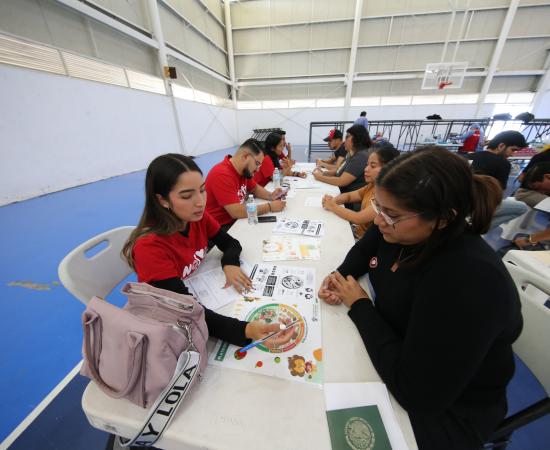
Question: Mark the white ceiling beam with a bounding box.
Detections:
[532,51,550,115]
[158,0,227,54]
[166,47,232,85]
[236,70,543,86]
[344,0,364,118]
[440,6,456,62]
[475,0,520,118]
[238,76,345,87]
[146,0,186,154]
[224,0,237,107]
[54,0,231,86]
[55,0,157,48]
[195,0,225,28]
[233,34,550,57]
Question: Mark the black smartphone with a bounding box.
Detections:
[258,216,277,223]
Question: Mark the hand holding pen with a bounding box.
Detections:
[241,320,299,353]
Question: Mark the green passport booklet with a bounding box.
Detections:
[326,404,392,450]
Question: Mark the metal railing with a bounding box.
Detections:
[307,119,550,161]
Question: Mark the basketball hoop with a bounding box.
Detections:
[422,62,467,90]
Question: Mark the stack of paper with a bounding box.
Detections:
[262,236,321,261]
[273,218,325,237]
[324,382,409,450]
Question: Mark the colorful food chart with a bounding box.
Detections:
[209,265,322,386]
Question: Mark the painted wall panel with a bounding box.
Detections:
[510,6,550,37]
[0,0,158,76]
[0,63,236,205]
[489,76,538,92]
[91,0,151,30]
[230,0,355,28]
[499,39,549,70]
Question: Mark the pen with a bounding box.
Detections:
[238,320,299,353]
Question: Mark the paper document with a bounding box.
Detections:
[273,218,325,237]
[324,383,410,450]
[262,236,321,261]
[184,267,242,311]
[286,177,322,189]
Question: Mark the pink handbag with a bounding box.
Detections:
[81,282,209,447]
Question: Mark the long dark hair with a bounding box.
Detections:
[346,124,372,153]
[376,145,502,266]
[264,132,283,169]
[122,154,202,268]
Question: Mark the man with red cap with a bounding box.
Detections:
[316,128,346,171]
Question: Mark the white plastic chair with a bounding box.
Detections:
[58,226,135,305]
[486,251,550,448]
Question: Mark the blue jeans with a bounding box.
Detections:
[491,198,529,230]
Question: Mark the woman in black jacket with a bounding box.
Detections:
[319,146,523,450]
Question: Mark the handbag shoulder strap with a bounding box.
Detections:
[119,350,201,447]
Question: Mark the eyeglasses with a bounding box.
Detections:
[370,198,421,229]
[247,152,262,168]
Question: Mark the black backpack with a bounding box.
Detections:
[493,113,512,121]
[515,112,535,123]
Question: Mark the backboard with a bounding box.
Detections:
[422,62,468,90]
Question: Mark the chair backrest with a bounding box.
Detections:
[58,226,135,305]
[503,251,550,395]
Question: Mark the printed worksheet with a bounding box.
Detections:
[262,236,320,261]
[273,218,325,237]
[184,266,241,311]
[209,264,322,385]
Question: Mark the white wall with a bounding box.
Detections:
[176,99,237,156]
[533,90,550,118]
[236,104,496,145]
[0,64,237,206]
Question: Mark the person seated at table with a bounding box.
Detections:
[321,143,400,239]
[205,139,287,230]
[457,122,484,154]
[123,153,294,348]
[518,140,550,183]
[514,162,550,207]
[279,129,293,162]
[316,129,346,171]
[318,146,522,450]
[470,130,529,228]
[254,133,305,187]
[312,125,372,211]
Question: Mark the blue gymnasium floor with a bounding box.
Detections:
[1,147,550,450]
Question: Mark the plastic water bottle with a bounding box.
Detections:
[246,194,258,225]
[273,168,281,188]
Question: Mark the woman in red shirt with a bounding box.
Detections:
[123,154,293,347]
[254,133,306,186]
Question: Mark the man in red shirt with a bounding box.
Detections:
[457,123,484,154]
[206,139,287,228]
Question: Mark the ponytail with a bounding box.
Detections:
[470,175,502,235]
